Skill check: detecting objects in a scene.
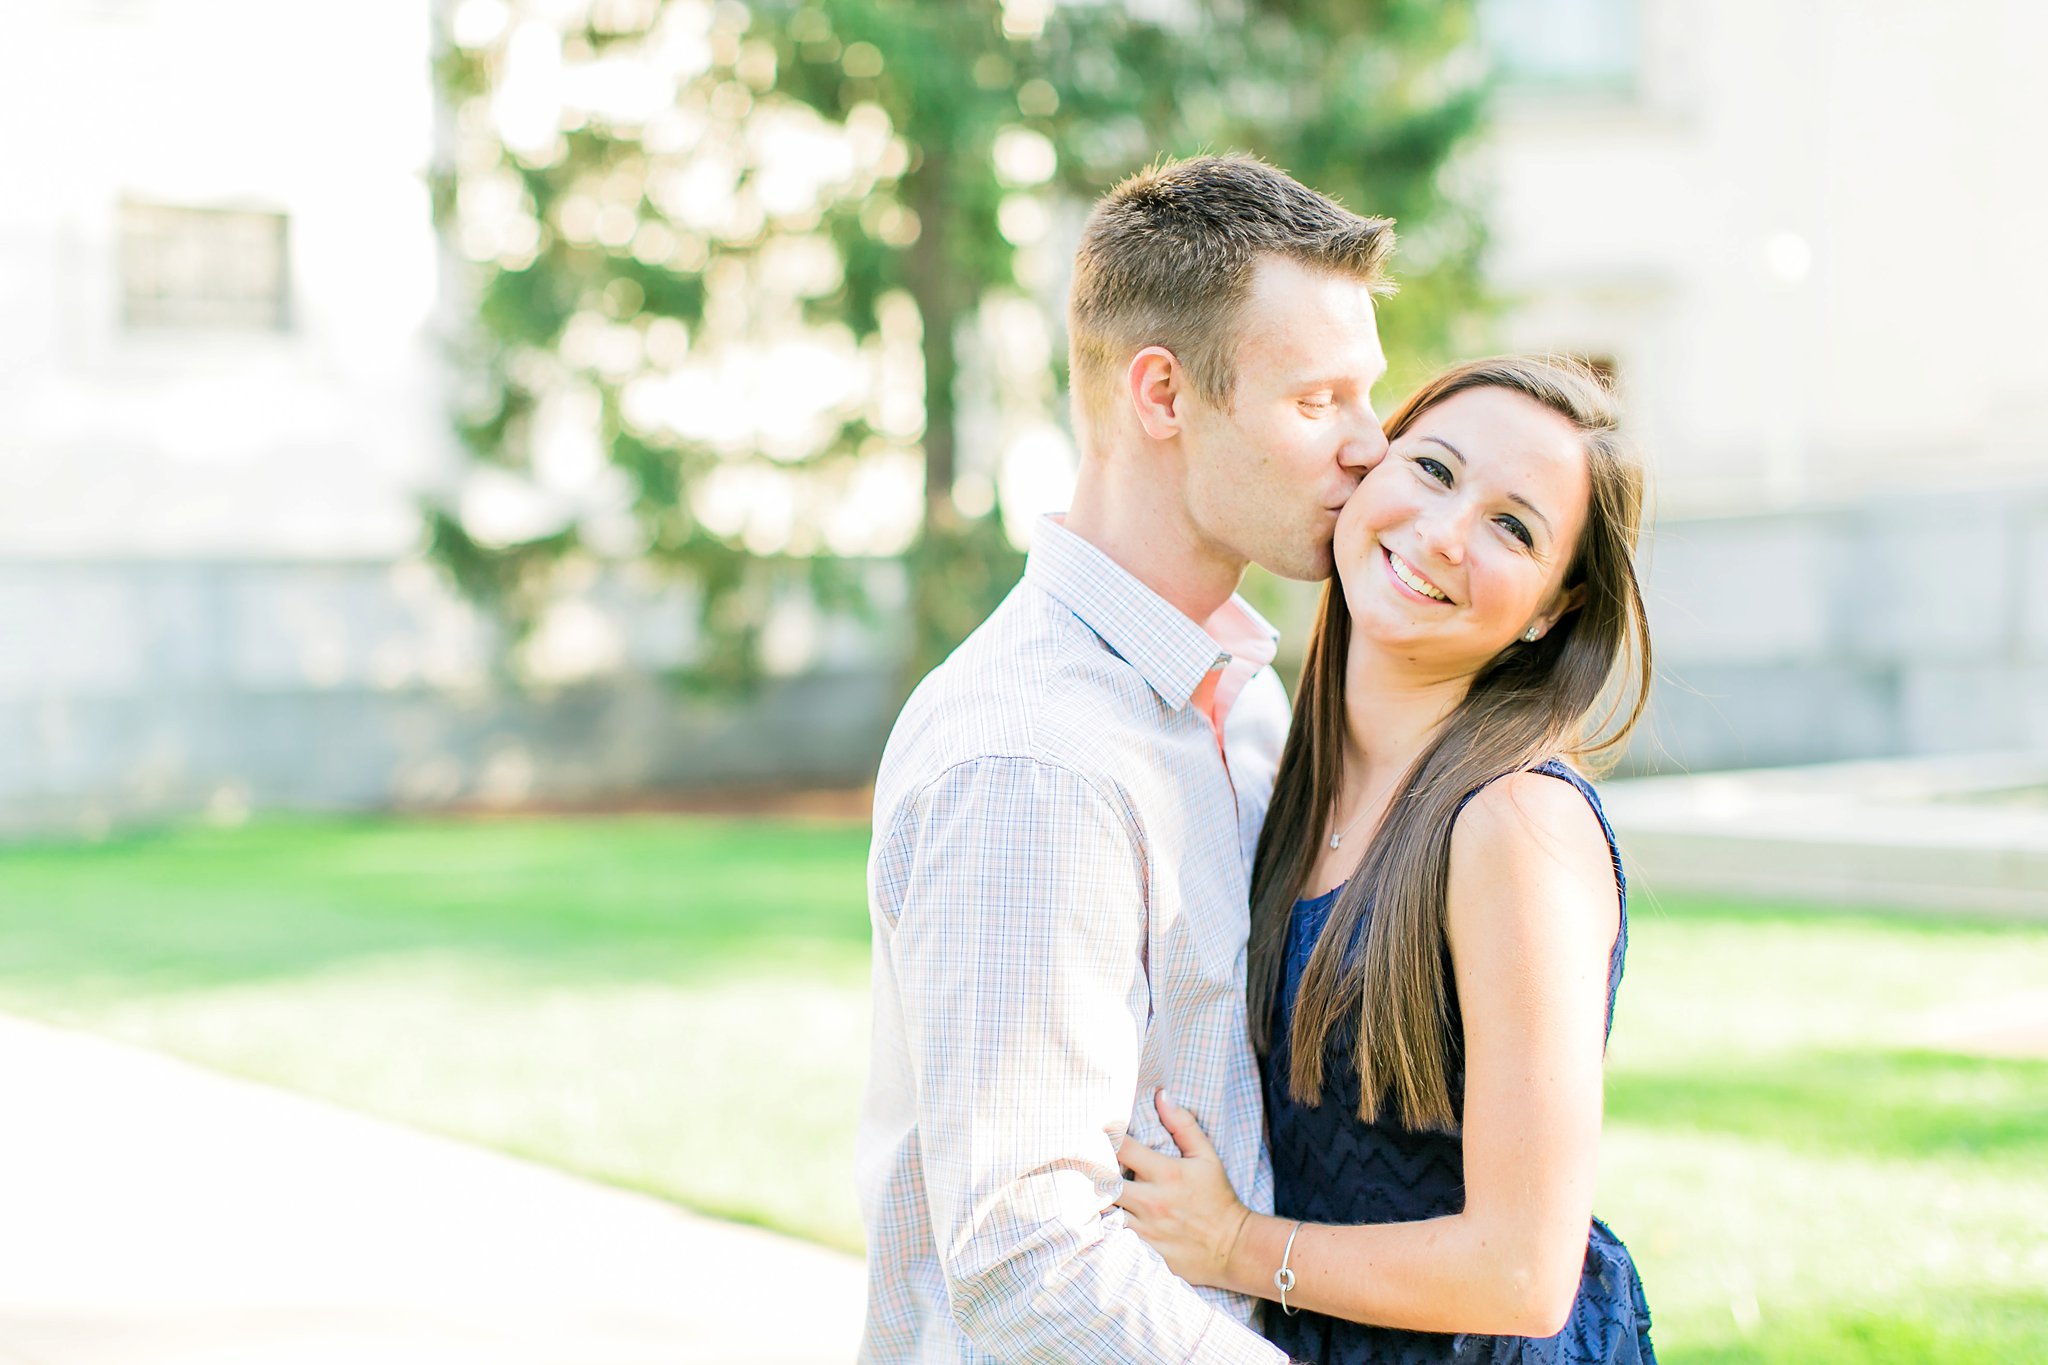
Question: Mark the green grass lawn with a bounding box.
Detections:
[1,815,2044,1362]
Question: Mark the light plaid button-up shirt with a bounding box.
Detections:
[857,515,1292,1364]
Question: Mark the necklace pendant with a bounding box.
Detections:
[1328,833,1342,850]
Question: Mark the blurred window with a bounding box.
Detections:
[120,202,291,331]
[1480,0,1639,93]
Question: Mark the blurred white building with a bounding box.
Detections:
[2,0,2043,831]
[0,0,889,834]
[1479,0,2048,768]
[0,0,449,560]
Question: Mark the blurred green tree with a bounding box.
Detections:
[429,0,1486,689]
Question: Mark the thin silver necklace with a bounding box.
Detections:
[1327,766,1408,850]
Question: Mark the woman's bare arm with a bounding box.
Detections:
[1117,771,1619,1336]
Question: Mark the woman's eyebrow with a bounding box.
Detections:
[1507,491,1554,538]
[1418,434,1554,537]
[1419,434,1466,465]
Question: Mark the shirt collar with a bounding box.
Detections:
[1024,514,1281,712]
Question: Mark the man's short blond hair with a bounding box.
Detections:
[1066,154,1396,426]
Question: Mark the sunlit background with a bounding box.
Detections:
[1,2,2044,1362]
[5,0,2045,833]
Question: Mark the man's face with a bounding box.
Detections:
[1176,255,1390,582]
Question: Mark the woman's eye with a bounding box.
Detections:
[1416,456,1453,486]
[1496,515,1534,549]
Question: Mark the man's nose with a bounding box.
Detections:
[1340,408,1389,473]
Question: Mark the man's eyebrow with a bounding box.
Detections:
[1418,435,1554,537]
[1293,353,1387,389]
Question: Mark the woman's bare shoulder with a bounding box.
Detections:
[1447,770,1615,930]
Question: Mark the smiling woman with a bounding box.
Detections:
[1336,382,1592,664]
[1115,355,1660,1364]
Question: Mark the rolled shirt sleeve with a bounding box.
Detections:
[876,755,1285,1364]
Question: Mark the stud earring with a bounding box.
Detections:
[1522,626,1542,642]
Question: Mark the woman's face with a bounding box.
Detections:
[1333,385,1591,673]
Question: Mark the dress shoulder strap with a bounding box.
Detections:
[1524,759,1630,1040]
[1525,759,1626,915]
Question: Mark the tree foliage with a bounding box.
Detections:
[429,0,1487,690]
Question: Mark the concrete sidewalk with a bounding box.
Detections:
[1603,751,2048,917]
[0,1013,864,1364]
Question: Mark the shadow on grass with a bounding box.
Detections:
[1609,1049,2048,1163]
[1661,1288,2048,1364]
[0,816,875,1004]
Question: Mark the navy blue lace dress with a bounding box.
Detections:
[1263,761,1656,1365]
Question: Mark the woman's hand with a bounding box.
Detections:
[1114,1089,1253,1289]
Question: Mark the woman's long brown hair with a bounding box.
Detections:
[1246,355,1654,1131]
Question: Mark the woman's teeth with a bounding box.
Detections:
[1388,550,1448,602]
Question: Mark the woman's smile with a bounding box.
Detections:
[1383,546,1451,603]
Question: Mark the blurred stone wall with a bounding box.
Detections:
[6,477,2044,834]
[0,558,900,837]
[1630,480,2048,774]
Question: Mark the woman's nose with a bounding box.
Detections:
[1416,505,1469,565]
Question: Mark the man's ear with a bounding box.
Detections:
[1125,346,1185,442]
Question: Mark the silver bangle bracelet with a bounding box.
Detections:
[1274,1219,1304,1316]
